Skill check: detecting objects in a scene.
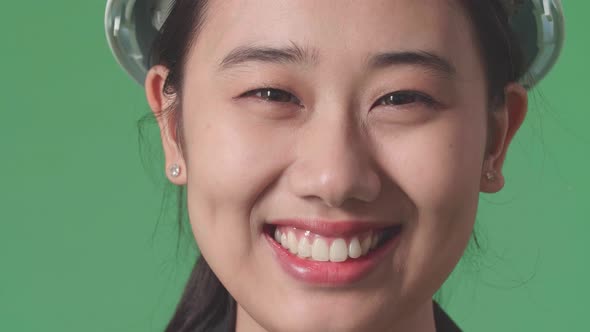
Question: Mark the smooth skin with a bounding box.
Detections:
[145,0,527,331]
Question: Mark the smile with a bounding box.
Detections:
[263,220,403,285]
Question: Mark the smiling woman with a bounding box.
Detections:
[104,0,565,331]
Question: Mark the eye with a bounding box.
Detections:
[241,87,301,105]
[374,91,437,109]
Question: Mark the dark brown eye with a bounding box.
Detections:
[244,88,301,104]
[376,91,436,108]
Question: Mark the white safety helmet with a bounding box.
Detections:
[105,0,565,89]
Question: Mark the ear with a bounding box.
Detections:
[145,65,187,185]
[480,83,528,193]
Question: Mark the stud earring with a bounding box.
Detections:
[485,170,497,182]
[169,163,180,177]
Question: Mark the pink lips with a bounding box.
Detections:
[264,219,402,286]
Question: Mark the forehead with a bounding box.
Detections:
[190,0,479,80]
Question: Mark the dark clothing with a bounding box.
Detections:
[434,301,462,332]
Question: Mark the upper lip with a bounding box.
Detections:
[266,218,399,237]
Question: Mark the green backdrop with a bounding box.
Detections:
[1,1,588,331]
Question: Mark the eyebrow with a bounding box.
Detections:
[217,42,456,78]
[368,50,456,78]
[217,41,319,70]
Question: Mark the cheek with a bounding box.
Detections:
[375,112,488,291]
[376,112,487,209]
[180,99,295,269]
[406,124,485,212]
[184,108,295,207]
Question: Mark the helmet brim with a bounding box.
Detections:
[104,0,565,89]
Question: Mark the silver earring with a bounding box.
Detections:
[169,163,181,177]
[485,170,497,182]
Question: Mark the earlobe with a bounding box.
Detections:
[480,161,505,193]
[145,65,188,185]
[480,83,528,194]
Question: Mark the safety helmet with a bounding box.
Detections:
[104,0,565,89]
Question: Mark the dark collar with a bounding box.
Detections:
[433,301,462,332]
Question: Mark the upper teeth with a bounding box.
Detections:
[273,227,381,262]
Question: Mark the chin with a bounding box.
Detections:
[263,307,383,332]
[249,283,398,332]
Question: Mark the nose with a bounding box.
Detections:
[287,107,381,208]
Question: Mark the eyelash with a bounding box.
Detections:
[240,87,302,105]
[372,91,437,109]
[240,87,437,109]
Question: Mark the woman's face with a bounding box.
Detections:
[149,0,524,331]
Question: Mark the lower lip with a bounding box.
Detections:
[264,228,401,286]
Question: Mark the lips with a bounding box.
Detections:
[263,219,403,285]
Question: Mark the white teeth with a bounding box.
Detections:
[348,237,362,259]
[297,237,311,258]
[287,231,298,254]
[280,233,289,249]
[311,238,330,261]
[361,235,372,255]
[272,228,389,262]
[330,238,348,262]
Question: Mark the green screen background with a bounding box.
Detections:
[1,1,588,331]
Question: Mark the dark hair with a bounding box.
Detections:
[141,1,527,331]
